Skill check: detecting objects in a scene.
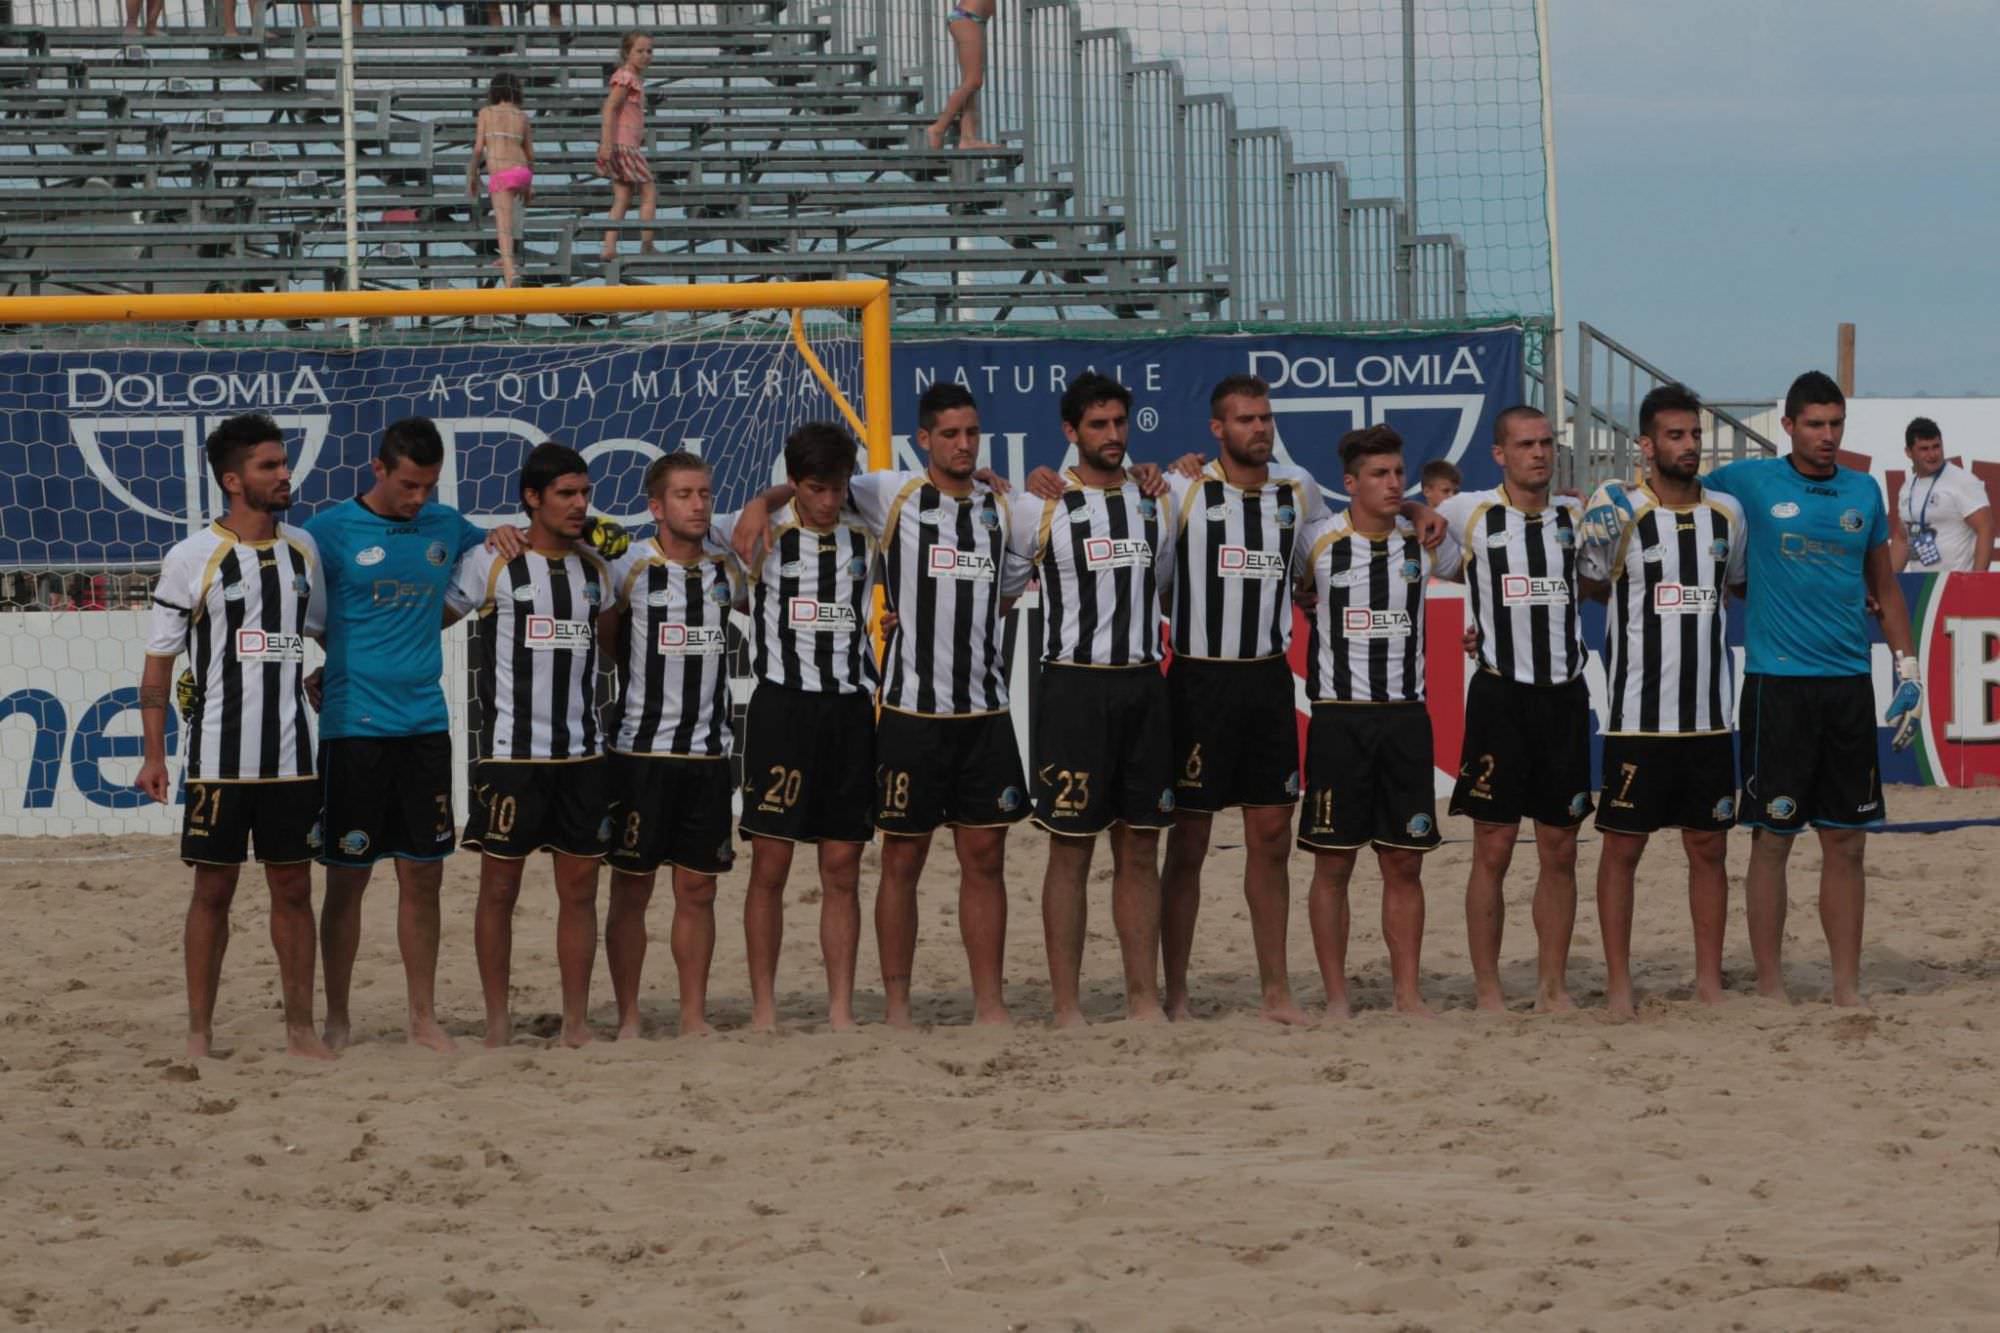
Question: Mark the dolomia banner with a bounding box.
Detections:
[0,327,1522,564]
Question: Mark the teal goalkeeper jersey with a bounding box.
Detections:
[305,498,487,739]
[1704,456,1889,678]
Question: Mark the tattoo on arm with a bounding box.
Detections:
[137,687,169,711]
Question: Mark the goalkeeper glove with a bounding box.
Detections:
[174,668,202,724]
[1581,479,1636,549]
[1885,653,1923,752]
[581,515,631,561]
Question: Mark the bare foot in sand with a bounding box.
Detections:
[483,1013,513,1049]
[1393,996,1439,1020]
[560,1021,595,1049]
[1262,994,1312,1026]
[1125,1001,1167,1024]
[1164,995,1193,1023]
[187,1030,214,1060]
[615,1017,643,1041]
[287,1024,337,1061]
[321,1014,351,1053]
[1605,984,1637,1021]
[1051,1007,1088,1031]
[1320,998,1353,1023]
[883,1000,915,1032]
[971,1005,1012,1027]
[409,1018,457,1054]
[678,1015,712,1038]
[1534,988,1575,1015]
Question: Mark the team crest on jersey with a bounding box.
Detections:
[1157,788,1175,813]
[1769,795,1798,820]
[1400,558,1423,582]
[293,573,311,597]
[596,816,613,845]
[847,555,869,579]
[1407,813,1434,838]
[998,786,1021,813]
[223,582,248,601]
[1567,792,1590,818]
[1138,497,1159,520]
[1713,796,1736,822]
[426,541,449,567]
[584,581,603,606]
[1839,508,1865,533]
[1275,505,1297,528]
[305,821,323,852]
[707,580,734,605]
[1710,538,1730,559]
[1555,526,1576,548]
[1770,501,1800,519]
[356,545,386,567]
[978,507,1000,530]
[338,829,370,857]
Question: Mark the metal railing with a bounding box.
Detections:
[1569,321,1779,488]
[826,0,1466,323]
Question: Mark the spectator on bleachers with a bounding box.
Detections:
[297,2,367,31]
[469,72,535,287]
[927,0,999,150]
[597,31,658,261]
[123,0,165,37]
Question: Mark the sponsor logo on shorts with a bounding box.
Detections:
[1652,583,1721,615]
[1407,812,1434,838]
[997,786,1021,812]
[1083,537,1154,571]
[1283,771,1300,796]
[1856,798,1881,814]
[222,582,248,601]
[1567,792,1591,818]
[1839,508,1865,534]
[1713,796,1736,821]
[788,599,859,631]
[339,829,370,857]
[1768,795,1798,820]
[658,623,727,656]
[1343,608,1412,639]
[426,541,449,567]
[596,816,613,845]
[1501,574,1570,607]
[234,628,308,663]
[1157,788,1175,813]
[306,821,323,851]
[1217,546,1287,579]
[356,545,386,567]
[524,616,594,650]
[928,546,998,582]
[1770,501,1800,519]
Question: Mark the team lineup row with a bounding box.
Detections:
[137,369,1924,1058]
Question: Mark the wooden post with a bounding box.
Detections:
[1837,322,1856,395]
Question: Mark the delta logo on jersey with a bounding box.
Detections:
[234,628,308,662]
[1083,537,1153,571]
[1501,574,1569,606]
[1217,546,1287,580]
[788,599,859,631]
[657,623,727,656]
[927,546,997,582]
[1652,584,1721,615]
[524,616,593,650]
[1343,608,1413,639]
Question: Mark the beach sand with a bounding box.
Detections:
[4,786,1998,1330]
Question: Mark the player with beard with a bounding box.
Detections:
[1578,384,1747,1016]
[137,412,331,1060]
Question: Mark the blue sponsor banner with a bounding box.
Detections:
[0,327,1522,566]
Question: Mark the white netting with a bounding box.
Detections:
[0,305,867,836]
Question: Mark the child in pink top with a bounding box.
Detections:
[596,31,656,261]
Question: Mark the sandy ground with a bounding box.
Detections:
[4,786,2000,1331]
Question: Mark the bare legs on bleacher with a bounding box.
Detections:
[124,0,164,36]
[927,10,998,150]
[601,178,657,261]
[491,185,521,286]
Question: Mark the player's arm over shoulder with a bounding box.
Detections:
[443,545,499,625]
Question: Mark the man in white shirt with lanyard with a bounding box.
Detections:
[1890,416,1993,573]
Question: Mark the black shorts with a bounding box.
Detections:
[738,683,875,844]
[181,777,322,867]
[462,757,611,860]
[1596,732,1738,835]
[1032,663,1174,835]
[605,753,736,876]
[1167,654,1302,813]
[1297,703,1440,852]
[873,708,1029,836]
[319,733,456,866]
[1449,671,1594,828]
[1739,673,1885,833]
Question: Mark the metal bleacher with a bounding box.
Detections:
[0,1,1471,326]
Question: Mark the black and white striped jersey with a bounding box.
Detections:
[1300,514,1462,704]
[1008,471,1176,667]
[604,536,745,756]
[448,545,611,761]
[848,470,1030,716]
[145,521,323,781]
[1440,487,1588,687]
[1579,482,1748,735]
[1165,460,1329,661]
[712,505,878,696]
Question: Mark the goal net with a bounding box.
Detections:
[0,282,891,838]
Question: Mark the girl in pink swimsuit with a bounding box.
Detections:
[468,72,535,288]
[928,0,999,149]
[596,31,657,261]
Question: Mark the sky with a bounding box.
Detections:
[1550,0,2000,399]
